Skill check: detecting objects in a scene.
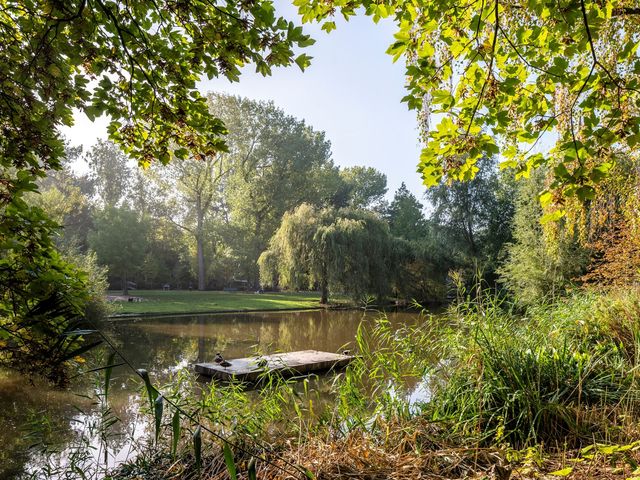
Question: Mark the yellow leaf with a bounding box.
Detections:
[549,467,573,477]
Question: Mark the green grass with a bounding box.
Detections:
[107,290,347,316]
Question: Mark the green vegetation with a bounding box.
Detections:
[108,290,345,316]
[1,0,315,385]
[5,1,640,479]
[81,288,640,480]
[259,204,406,304]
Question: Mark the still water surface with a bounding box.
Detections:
[0,309,423,479]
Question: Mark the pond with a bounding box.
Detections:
[0,308,424,479]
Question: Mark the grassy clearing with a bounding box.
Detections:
[107,290,349,315]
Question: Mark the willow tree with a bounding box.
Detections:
[259,204,403,304]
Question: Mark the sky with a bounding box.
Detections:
[61,5,426,202]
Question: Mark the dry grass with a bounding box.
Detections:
[110,416,640,480]
[112,434,640,480]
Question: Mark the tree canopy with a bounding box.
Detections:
[294,0,640,208]
[1,0,313,185]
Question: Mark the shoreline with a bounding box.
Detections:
[106,305,340,320]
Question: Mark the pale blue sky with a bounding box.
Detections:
[63,6,426,201]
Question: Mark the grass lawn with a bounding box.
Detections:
[106,290,344,316]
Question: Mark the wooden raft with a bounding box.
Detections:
[194,350,354,382]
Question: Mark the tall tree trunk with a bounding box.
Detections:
[122,270,129,296]
[320,262,329,304]
[196,197,206,291]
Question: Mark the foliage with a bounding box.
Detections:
[338,166,388,210]
[210,93,340,285]
[578,157,640,286]
[397,239,451,303]
[425,290,640,447]
[295,0,640,204]
[384,182,427,241]
[259,204,404,303]
[425,156,515,286]
[87,139,133,208]
[60,248,112,321]
[1,0,314,190]
[88,207,149,295]
[149,155,227,291]
[499,171,589,305]
[139,218,192,290]
[0,200,97,384]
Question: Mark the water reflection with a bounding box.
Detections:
[0,309,422,479]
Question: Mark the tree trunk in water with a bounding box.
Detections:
[196,197,206,291]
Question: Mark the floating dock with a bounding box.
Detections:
[194,350,354,382]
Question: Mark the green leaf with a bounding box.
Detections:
[154,395,163,443]
[539,190,553,207]
[294,54,312,71]
[549,467,573,476]
[248,457,257,480]
[540,209,565,224]
[193,426,202,472]
[321,21,336,33]
[137,368,158,409]
[554,163,572,181]
[298,36,316,48]
[223,443,238,480]
[576,185,595,201]
[171,409,180,459]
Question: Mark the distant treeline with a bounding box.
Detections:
[32,93,640,304]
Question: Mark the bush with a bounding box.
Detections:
[425,289,640,447]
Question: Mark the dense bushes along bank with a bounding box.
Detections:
[69,289,640,478]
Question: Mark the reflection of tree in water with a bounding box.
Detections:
[110,310,421,369]
[0,372,89,478]
[2,310,425,479]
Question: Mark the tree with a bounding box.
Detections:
[211,93,340,284]
[567,156,640,287]
[151,156,228,290]
[295,0,640,204]
[259,204,402,304]
[30,147,95,251]
[385,182,427,241]
[425,156,515,284]
[499,171,588,304]
[339,166,388,210]
[87,140,132,208]
[88,207,148,295]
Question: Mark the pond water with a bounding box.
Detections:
[0,308,424,479]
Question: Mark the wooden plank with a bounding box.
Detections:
[194,350,354,382]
